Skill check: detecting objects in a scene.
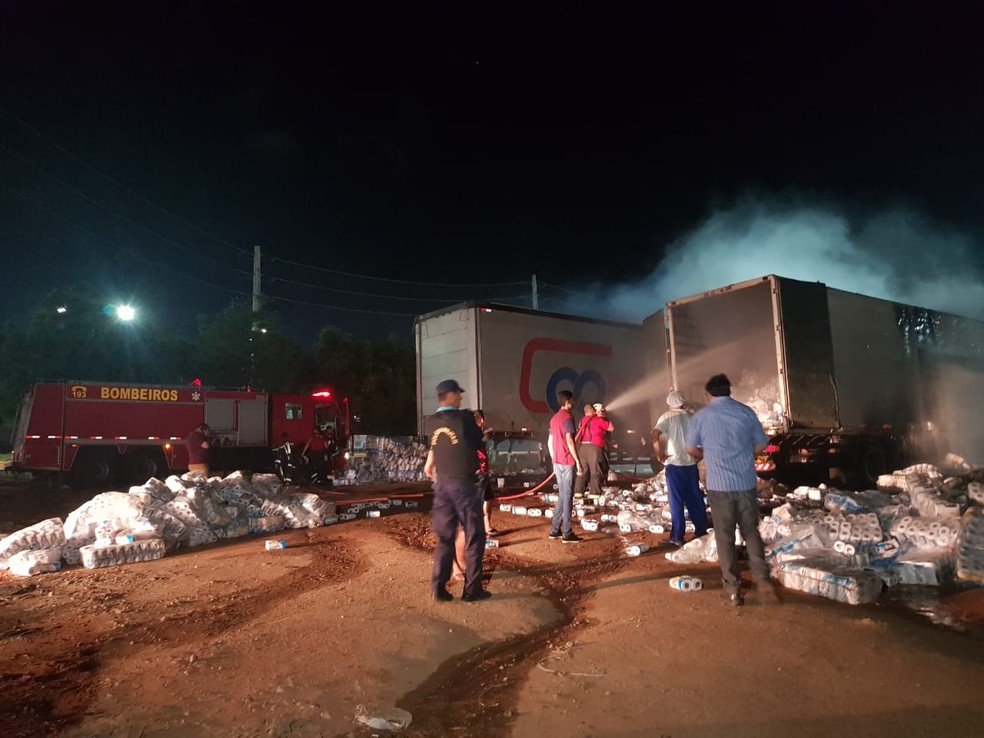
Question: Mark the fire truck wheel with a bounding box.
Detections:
[126,453,161,484]
[72,452,116,488]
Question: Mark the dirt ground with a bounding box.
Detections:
[2,479,984,738]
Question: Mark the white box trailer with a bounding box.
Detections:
[415,303,653,462]
[644,275,984,485]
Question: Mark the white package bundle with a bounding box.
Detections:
[249,515,285,534]
[250,473,283,497]
[80,538,166,569]
[775,558,884,605]
[289,492,333,517]
[665,531,718,564]
[164,475,191,495]
[185,524,218,547]
[890,515,959,550]
[909,485,961,519]
[616,509,652,533]
[0,518,66,570]
[955,507,984,583]
[130,477,175,503]
[8,547,63,577]
[142,507,189,550]
[261,498,321,529]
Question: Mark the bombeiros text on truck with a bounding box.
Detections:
[9,381,350,486]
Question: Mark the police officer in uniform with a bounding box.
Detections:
[424,379,491,602]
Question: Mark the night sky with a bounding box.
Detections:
[2,2,982,343]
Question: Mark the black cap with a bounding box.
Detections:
[436,379,465,395]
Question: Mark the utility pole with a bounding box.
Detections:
[252,245,262,313]
[249,245,261,389]
[532,274,539,310]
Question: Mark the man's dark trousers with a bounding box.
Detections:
[707,489,770,594]
[432,478,485,596]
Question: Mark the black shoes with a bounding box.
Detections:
[432,589,454,602]
[461,590,493,602]
[561,533,583,544]
[724,591,744,607]
[548,530,563,539]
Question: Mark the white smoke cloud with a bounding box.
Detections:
[585,199,984,322]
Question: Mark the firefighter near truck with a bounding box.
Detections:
[9,382,350,486]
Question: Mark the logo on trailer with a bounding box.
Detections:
[519,338,611,413]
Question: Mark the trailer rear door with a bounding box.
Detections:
[668,277,787,432]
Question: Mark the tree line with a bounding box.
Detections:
[0,286,417,450]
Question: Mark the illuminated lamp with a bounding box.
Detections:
[312,390,332,398]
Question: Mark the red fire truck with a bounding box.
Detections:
[9,382,350,486]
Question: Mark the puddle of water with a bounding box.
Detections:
[876,584,984,640]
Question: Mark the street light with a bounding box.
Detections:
[115,304,136,322]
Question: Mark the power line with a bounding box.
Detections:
[0,179,252,297]
[266,273,530,303]
[0,105,254,259]
[0,107,534,292]
[0,142,250,271]
[267,254,530,288]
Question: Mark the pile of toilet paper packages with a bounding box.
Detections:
[0,472,340,576]
[558,461,984,605]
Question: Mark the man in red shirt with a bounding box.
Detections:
[574,404,610,499]
[186,422,211,478]
[547,390,583,543]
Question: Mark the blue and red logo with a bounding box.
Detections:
[519,338,611,413]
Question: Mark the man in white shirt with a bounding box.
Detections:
[653,390,709,547]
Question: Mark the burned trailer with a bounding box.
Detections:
[644,275,984,487]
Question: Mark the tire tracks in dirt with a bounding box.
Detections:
[378,517,630,737]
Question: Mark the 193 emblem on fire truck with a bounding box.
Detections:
[70,385,87,399]
[192,391,201,402]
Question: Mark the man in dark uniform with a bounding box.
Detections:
[424,379,491,603]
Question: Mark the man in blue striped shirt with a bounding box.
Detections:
[685,373,779,607]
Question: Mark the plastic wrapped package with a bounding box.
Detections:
[261,498,321,529]
[164,475,191,495]
[130,477,175,504]
[289,492,335,518]
[64,492,147,540]
[0,518,66,569]
[7,547,63,576]
[889,515,959,550]
[248,515,286,534]
[908,485,961,519]
[823,492,865,514]
[775,558,884,605]
[142,507,189,550]
[219,519,251,538]
[250,473,283,497]
[665,532,718,564]
[617,509,654,533]
[968,482,984,506]
[765,524,826,563]
[80,538,166,569]
[955,507,984,583]
[186,525,218,547]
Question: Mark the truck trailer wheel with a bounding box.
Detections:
[71,451,116,488]
[862,445,887,487]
